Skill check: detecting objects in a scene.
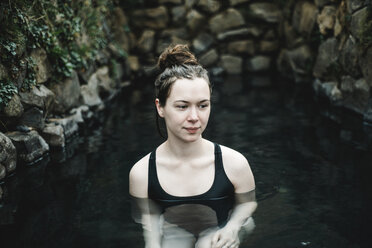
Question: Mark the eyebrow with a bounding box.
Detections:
[174,99,210,103]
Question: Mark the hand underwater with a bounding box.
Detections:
[210,225,240,248]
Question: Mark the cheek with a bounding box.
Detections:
[202,109,211,119]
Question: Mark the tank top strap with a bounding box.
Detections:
[214,143,224,174]
[148,150,160,199]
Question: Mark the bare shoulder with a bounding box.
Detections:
[129,153,151,198]
[220,145,255,193]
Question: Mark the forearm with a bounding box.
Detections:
[142,213,162,247]
[131,197,163,247]
[225,201,257,230]
[225,190,257,231]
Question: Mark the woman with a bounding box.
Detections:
[129,44,257,248]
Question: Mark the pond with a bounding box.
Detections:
[0,75,371,248]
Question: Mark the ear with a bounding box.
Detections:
[155,98,164,118]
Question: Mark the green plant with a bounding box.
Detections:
[21,57,37,91]
[0,0,127,110]
[0,80,18,110]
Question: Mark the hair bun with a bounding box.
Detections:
[158,44,198,71]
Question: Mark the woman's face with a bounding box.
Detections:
[156,77,211,143]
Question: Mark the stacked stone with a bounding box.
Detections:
[0,7,133,190]
[277,0,372,122]
[128,0,282,75]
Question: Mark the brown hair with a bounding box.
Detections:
[154,44,211,137]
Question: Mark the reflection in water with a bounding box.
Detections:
[0,75,371,247]
[131,191,257,248]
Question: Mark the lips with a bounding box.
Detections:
[184,127,200,134]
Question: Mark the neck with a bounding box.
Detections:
[164,136,207,159]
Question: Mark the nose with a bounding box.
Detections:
[187,106,199,122]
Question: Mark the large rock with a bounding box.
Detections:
[137,30,155,53]
[0,132,17,174]
[259,40,279,53]
[199,49,219,67]
[313,79,342,102]
[192,33,215,54]
[30,48,51,84]
[48,115,79,140]
[230,0,250,6]
[339,35,361,77]
[171,5,187,25]
[19,84,55,112]
[80,70,103,107]
[96,66,115,97]
[317,5,337,35]
[159,0,182,3]
[364,98,372,123]
[109,8,132,52]
[6,130,49,164]
[197,0,221,13]
[3,94,24,118]
[346,0,366,13]
[314,0,337,7]
[359,43,372,86]
[340,76,370,114]
[292,1,318,36]
[50,71,81,113]
[0,164,5,181]
[185,0,198,8]
[69,105,91,124]
[209,8,245,34]
[350,7,369,40]
[41,122,65,147]
[313,37,339,79]
[187,10,206,33]
[132,6,168,29]
[282,21,303,48]
[217,27,262,40]
[277,45,313,82]
[20,107,45,130]
[156,36,189,55]
[246,56,271,72]
[161,28,189,40]
[0,63,8,80]
[112,7,129,27]
[219,55,242,74]
[128,56,140,72]
[249,3,282,23]
[227,40,255,55]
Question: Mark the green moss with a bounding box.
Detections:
[0,80,18,110]
[0,0,124,109]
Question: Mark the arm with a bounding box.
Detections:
[129,156,163,248]
[211,147,257,248]
[131,197,163,248]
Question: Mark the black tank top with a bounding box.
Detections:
[148,143,235,226]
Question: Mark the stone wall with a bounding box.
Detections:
[0,3,135,201]
[126,0,371,121]
[126,0,282,76]
[277,0,372,122]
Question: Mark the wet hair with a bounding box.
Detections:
[154,44,211,137]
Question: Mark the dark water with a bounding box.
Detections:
[1,75,372,248]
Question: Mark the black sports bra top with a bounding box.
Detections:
[148,143,235,226]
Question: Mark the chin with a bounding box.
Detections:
[182,134,202,143]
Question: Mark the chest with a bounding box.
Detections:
[156,158,215,197]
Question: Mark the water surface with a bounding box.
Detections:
[1,75,371,248]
